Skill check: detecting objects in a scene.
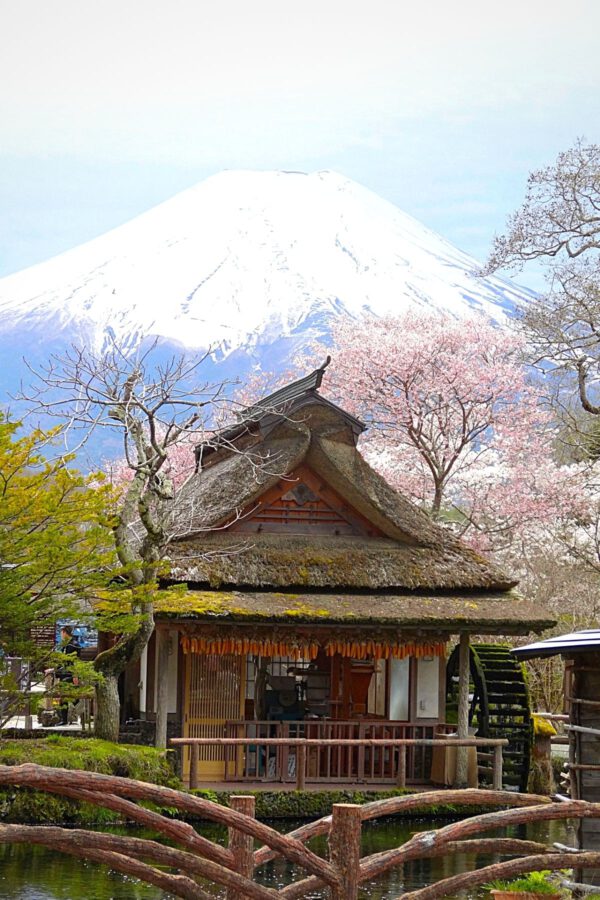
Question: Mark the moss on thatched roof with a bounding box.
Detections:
[168,533,515,592]
[154,589,555,635]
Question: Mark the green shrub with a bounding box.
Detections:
[0,737,180,824]
[487,871,560,894]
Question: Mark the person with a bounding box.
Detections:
[55,626,81,724]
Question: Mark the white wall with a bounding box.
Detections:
[389,657,410,720]
[416,656,440,719]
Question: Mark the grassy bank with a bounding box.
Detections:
[188,787,494,821]
[0,738,520,824]
[0,736,179,824]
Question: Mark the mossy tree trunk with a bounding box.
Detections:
[94,675,121,743]
[92,380,197,744]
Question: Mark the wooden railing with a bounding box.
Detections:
[171,734,508,791]
[224,720,442,784]
[3,765,600,900]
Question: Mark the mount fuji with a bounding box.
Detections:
[0,169,534,395]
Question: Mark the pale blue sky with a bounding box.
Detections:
[1,0,599,288]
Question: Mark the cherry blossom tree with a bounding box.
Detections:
[325,312,583,548]
[483,140,600,420]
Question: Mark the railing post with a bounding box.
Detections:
[329,803,362,900]
[396,744,407,788]
[190,743,199,790]
[281,723,289,782]
[493,743,503,791]
[358,721,366,782]
[227,794,255,900]
[296,742,306,790]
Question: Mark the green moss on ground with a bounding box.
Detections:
[187,788,494,821]
[0,737,180,824]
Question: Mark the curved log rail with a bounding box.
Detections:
[254,787,551,866]
[0,763,335,898]
[1,765,600,899]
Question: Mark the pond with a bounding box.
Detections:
[0,816,573,899]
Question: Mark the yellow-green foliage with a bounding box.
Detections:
[0,418,118,716]
[187,788,504,821]
[532,714,557,738]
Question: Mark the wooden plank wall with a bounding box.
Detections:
[574,652,600,885]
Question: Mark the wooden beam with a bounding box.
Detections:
[330,804,361,900]
[455,632,470,788]
[155,630,170,750]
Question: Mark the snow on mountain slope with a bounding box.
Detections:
[0,170,534,362]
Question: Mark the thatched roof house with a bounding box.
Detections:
[160,360,551,635]
[138,362,554,784]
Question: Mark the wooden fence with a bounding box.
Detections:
[4,764,600,899]
[171,734,508,790]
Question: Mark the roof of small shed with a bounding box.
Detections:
[513,629,600,659]
[154,589,555,635]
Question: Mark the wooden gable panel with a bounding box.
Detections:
[229,465,383,537]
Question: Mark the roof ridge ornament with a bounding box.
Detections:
[236,355,332,422]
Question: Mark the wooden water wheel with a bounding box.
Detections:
[446,642,532,792]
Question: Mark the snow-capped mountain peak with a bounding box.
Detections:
[0,169,533,365]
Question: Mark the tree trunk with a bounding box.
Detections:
[431,480,444,518]
[93,601,155,743]
[95,674,121,742]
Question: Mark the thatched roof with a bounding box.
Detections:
[154,589,555,636]
[169,399,514,593]
[168,533,515,592]
[173,429,310,539]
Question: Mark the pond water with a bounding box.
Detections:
[0,816,573,899]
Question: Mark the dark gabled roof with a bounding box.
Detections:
[238,356,333,419]
[513,630,600,660]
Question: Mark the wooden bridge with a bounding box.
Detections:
[2,764,600,898]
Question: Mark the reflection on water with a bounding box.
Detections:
[0,817,573,900]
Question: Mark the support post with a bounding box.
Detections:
[329,803,362,900]
[155,629,170,750]
[493,743,503,791]
[189,744,199,790]
[296,743,306,790]
[396,744,407,788]
[227,795,255,900]
[455,631,470,788]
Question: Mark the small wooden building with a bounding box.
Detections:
[514,630,600,884]
[134,364,554,785]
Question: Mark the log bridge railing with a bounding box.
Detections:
[3,765,600,899]
[170,735,508,791]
